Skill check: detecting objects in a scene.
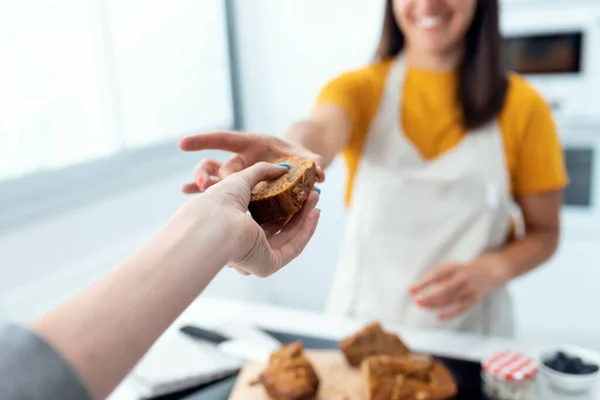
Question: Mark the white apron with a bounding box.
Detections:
[326,55,515,337]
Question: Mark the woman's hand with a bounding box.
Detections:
[409,255,509,321]
[30,162,319,400]
[182,161,321,277]
[178,131,326,193]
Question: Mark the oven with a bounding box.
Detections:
[556,119,600,238]
[500,4,600,118]
[501,4,600,238]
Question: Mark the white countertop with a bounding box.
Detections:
[109,296,600,400]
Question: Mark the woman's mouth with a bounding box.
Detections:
[414,15,447,30]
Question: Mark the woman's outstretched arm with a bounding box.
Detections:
[0,162,319,400]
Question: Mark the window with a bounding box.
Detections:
[0,0,120,181]
[0,0,235,225]
[105,0,233,148]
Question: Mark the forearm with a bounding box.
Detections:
[31,207,229,400]
[283,106,351,169]
[483,229,560,285]
[284,120,335,167]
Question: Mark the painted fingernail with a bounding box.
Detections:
[313,187,321,194]
[277,163,291,168]
[196,177,205,191]
[316,208,321,212]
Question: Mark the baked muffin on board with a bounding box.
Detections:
[248,156,317,225]
[340,322,411,367]
[362,354,458,400]
[258,341,320,400]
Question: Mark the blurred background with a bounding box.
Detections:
[0,0,599,351]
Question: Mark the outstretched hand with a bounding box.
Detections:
[185,161,321,277]
[178,131,325,194]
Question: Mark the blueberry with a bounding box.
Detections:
[565,359,578,373]
[580,365,592,375]
[557,351,568,360]
[570,358,582,372]
[581,364,599,375]
[554,361,567,373]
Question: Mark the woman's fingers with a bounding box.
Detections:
[215,162,289,209]
[261,222,285,237]
[181,177,221,194]
[219,154,248,178]
[225,191,320,278]
[315,165,326,183]
[234,266,251,276]
[409,263,460,295]
[226,264,252,276]
[194,158,222,179]
[193,159,223,192]
[268,191,320,248]
[415,275,467,309]
[181,182,200,194]
[273,207,320,270]
[219,137,272,177]
[179,131,259,153]
[437,295,476,321]
[199,176,221,192]
[234,162,290,190]
[182,159,223,194]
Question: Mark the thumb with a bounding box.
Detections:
[234,161,290,190]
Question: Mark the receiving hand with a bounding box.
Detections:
[178,131,325,193]
[409,256,508,321]
[182,161,320,278]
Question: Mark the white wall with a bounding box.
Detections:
[2,0,600,351]
[234,0,385,134]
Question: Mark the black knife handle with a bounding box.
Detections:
[179,325,230,344]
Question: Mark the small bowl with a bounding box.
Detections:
[539,345,600,394]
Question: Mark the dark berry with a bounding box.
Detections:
[554,361,567,373]
[581,364,599,375]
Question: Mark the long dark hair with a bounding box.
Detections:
[374,0,508,130]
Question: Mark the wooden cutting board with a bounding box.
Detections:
[228,350,365,400]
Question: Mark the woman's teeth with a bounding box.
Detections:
[416,16,443,29]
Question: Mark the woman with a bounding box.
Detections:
[0,162,320,400]
[179,0,567,336]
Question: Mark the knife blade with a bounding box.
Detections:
[179,325,231,344]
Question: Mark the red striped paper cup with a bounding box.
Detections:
[483,350,539,381]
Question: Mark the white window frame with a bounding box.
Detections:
[0,0,243,230]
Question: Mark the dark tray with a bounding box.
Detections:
[150,329,486,400]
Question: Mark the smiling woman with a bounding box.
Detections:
[177,0,567,338]
[0,0,236,227]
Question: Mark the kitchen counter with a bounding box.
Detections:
[108,296,599,399]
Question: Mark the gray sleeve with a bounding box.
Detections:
[0,323,92,400]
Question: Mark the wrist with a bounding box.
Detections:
[163,200,234,272]
[476,253,513,288]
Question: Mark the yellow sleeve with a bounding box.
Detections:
[513,90,569,196]
[314,64,391,206]
[315,71,373,150]
[315,72,364,121]
[314,61,391,148]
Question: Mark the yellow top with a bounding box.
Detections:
[315,59,569,206]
